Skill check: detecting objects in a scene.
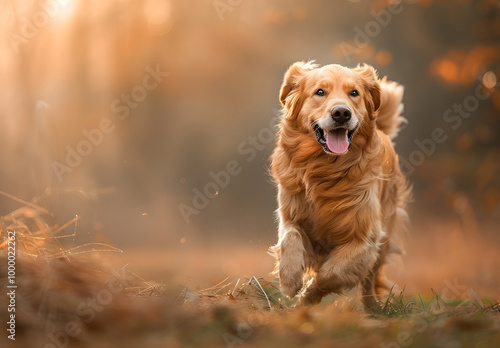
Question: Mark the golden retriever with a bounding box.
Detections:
[269,61,411,308]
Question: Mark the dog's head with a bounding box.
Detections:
[279,62,381,155]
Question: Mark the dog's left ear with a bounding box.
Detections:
[354,64,381,118]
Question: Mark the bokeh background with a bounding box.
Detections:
[1,0,499,296]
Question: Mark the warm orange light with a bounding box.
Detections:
[375,50,392,66]
[437,60,459,83]
[358,43,375,60]
[482,71,497,89]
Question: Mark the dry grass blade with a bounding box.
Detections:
[248,276,272,309]
[61,243,123,256]
[231,278,241,296]
[105,263,129,283]
[200,277,232,295]
[50,215,79,237]
[469,288,485,309]
[0,190,52,217]
[176,283,190,304]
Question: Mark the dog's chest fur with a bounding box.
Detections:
[301,169,382,245]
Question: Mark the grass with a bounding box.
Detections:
[177,278,500,348]
[0,191,499,347]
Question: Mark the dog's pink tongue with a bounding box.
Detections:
[325,129,349,154]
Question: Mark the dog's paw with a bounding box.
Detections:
[280,278,303,299]
[279,267,304,299]
[297,283,324,306]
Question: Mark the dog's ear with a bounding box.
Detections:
[279,61,317,106]
[354,64,381,118]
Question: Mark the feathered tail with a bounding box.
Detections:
[376,78,406,139]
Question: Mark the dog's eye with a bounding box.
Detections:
[315,89,325,96]
[350,90,359,97]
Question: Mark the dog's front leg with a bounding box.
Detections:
[270,219,307,299]
[299,238,380,305]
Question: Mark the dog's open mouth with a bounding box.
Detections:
[313,124,357,154]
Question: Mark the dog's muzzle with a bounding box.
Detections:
[313,123,357,155]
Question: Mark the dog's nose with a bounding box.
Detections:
[331,106,352,123]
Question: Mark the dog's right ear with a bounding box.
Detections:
[279,61,317,106]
